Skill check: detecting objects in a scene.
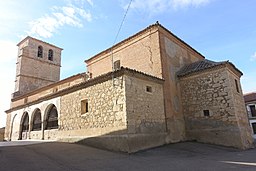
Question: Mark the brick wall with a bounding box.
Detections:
[86,27,162,79]
[158,27,204,143]
[14,37,62,96]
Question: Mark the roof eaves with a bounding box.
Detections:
[6,67,164,113]
[11,72,86,101]
[177,59,227,77]
[84,23,159,63]
[17,36,63,50]
[84,22,206,64]
[157,23,205,59]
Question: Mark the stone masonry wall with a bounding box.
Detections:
[125,75,166,134]
[179,67,253,149]
[58,71,167,153]
[124,75,166,152]
[59,75,127,138]
[226,70,253,148]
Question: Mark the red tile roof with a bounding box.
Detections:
[244,92,256,103]
[177,59,242,77]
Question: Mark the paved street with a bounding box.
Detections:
[0,141,256,171]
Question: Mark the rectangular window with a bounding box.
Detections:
[252,123,256,134]
[203,110,210,117]
[114,60,121,71]
[81,99,89,114]
[235,79,240,93]
[250,105,256,117]
[146,86,152,93]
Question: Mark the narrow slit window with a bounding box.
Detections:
[235,79,240,93]
[81,99,89,114]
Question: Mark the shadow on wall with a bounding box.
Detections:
[72,129,167,154]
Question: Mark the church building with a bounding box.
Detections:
[4,23,253,153]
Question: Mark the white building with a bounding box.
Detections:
[244,92,256,138]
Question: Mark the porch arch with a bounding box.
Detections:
[44,104,58,130]
[19,112,29,140]
[31,108,42,131]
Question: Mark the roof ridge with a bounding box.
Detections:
[85,22,205,63]
[177,59,226,77]
[17,36,63,50]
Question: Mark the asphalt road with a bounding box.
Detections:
[0,141,256,171]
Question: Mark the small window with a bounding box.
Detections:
[146,86,152,93]
[250,105,256,117]
[52,87,58,93]
[235,79,240,93]
[38,46,43,58]
[24,97,28,104]
[48,49,53,61]
[114,60,120,71]
[81,99,89,114]
[203,110,210,117]
[252,123,256,134]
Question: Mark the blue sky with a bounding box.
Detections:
[0,0,255,127]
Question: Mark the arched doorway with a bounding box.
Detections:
[20,112,29,140]
[45,105,58,130]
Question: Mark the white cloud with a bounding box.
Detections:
[128,0,210,15]
[172,0,210,8]
[27,5,92,38]
[86,0,93,6]
[0,40,17,62]
[66,0,94,6]
[0,40,17,128]
[250,52,256,61]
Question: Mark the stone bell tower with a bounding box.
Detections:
[13,36,62,98]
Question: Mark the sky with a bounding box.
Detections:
[0,0,255,128]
